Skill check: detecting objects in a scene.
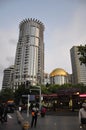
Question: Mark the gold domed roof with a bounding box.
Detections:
[50,68,68,77]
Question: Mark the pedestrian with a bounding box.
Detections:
[3,103,8,122]
[31,104,39,128]
[79,102,86,128]
[19,105,22,113]
[41,106,46,117]
[0,103,4,123]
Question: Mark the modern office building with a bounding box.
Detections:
[50,68,69,85]
[70,46,86,85]
[2,65,14,89]
[13,18,45,89]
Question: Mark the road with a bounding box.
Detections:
[0,111,80,130]
[0,113,21,130]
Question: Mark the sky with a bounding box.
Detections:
[0,0,86,89]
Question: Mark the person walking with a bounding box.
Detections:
[0,103,4,123]
[79,102,86,128]
[19,105,22,113]
[31,104,39,128]
[3,103,8,122]
[41,106,46,117]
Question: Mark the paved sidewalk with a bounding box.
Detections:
[46,109,78,116]
[21,112,79,130]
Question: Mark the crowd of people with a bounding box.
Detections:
[0,103,8,123]
[1,100,86,128]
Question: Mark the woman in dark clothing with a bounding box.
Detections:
[0,104,4,123]
[3,103,8,122]
[31,105,39,128]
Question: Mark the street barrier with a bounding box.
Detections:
[16,111,30,130]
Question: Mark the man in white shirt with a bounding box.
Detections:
[19,106,22,113]
[79,102,86,128]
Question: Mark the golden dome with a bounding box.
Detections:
[50,68,68,77]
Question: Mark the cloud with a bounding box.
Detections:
[0,28,17,89]
[0,28,17,61]
[45,5,86,74]
[6,56,15,65]
[0,65,4,76]
[9,39,17,45]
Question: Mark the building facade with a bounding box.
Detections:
[14,18,44,89]
[2,65,14,89]
[44,73,50,85]
[70,46,86,85]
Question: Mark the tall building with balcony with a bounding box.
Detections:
[70,46,86,85]
[2,65,14,89]
[14,18,44,89]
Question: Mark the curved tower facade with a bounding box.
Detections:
[14,18,44,88]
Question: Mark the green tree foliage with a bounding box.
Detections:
[14,85,29,105]
[74,83,86,93]
[0,83,86,105]
[41,85,51,94]
[41,83,86,94]
[78,44,86,65]
[48,84,60,93]
[0,88,14,102]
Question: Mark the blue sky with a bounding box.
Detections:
[0,0,86,89]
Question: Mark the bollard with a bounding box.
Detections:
[16,111,24,124]
[16,111,30,130]
[22,121,30,130]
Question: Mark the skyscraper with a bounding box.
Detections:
[70,46,86,85]
[2,65,14,89]
[14,18,44,89]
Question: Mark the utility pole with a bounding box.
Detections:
[22,94,30,117]
[27,94,30,117]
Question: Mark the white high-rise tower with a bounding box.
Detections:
[14,18,44,89]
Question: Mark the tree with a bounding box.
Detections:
[78,44,86,65]
[0,88,14,102]
[14,85,29,105]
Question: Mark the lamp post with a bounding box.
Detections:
[22,94,30,117]
[27,94,30,117]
